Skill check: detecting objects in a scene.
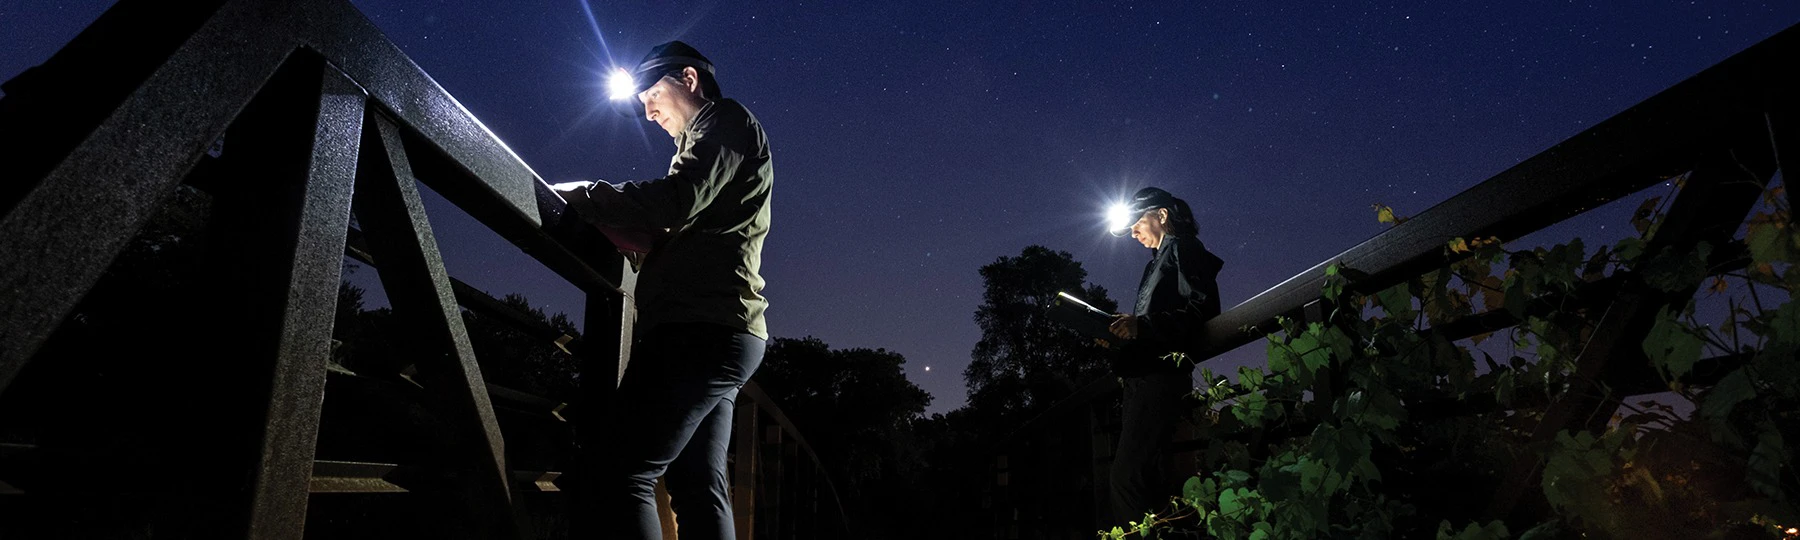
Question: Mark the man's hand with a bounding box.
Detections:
[1109,314,1139,340]
[549,181,596,200]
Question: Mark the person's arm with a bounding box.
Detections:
[1136,242,1221,350]
[580,106,751,229]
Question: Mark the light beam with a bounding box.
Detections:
[1107,201,1134,236]
[607,68,636,100]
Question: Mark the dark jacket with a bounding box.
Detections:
[572,99,773,339]
[1115,234,1224,377]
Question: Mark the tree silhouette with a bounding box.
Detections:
[753,336,932,536]
[965,245,1118,420]
[461,294,581,402]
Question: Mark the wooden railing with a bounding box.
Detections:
[0,0,846,538]
[987,21,1798,537]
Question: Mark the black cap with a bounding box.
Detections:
[1127,187,1177,214]
[1109,187,1179,237]
[614,41,715,117]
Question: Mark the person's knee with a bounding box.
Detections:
[665,468,728,499]
[598,460,664,497]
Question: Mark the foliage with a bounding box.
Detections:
[1101,178,1799,539]
[966,245,1118,419]
[462,294,583,401]
[754,336,933,524]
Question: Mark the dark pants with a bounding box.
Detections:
[1109,370,1192,524]
[574,322,764,540]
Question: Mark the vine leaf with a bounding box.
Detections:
[1373,203,1407,225]
[1639,243,1712,293]
[1697,369,1754,446]
[1643,305,1703,381]
[1613,236,1646,263]
[1436,520,1510,540]
[1745,211,1797,265]
[1746,424,1787,498]
[1630,196,1662,236]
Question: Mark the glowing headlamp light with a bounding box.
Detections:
[607,68,637,101]
[1107,202,1135,237]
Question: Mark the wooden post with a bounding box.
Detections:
[656,478,679,539]
[1482,143,1776,522]
[732,399,760,539]
[354,113,519,539]
[195,51,362,539]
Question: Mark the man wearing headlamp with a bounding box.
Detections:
[1103,186,1224,525]
[554,40,772,540]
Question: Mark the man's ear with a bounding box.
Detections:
[681,66,703,96]
[1156,208,1170,224]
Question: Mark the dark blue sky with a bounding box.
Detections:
[4,1,1796,414]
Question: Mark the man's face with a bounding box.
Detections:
[1130,208,1169,249]
[637,68,704,139]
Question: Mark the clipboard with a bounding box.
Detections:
[1046,291,1120,346]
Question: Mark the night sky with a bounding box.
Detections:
[4,1,1797,414]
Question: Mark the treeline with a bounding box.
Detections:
[327,243,1122,537]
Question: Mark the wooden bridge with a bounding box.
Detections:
[984,22,1797,539]
[0,0,846,537]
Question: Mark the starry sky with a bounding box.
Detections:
[3,1,1797,414]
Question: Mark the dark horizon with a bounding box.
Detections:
[4,1,1796,414]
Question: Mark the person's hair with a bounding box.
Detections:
[1160,197,1199,237]
[664,66,723,100]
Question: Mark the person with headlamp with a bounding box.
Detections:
[1102,186,1224,525]
[553,40,772,540]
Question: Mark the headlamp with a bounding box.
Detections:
[606,68,637,101]
[1107,202,1135,237]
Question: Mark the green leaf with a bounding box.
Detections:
[1323,264,1346,300]
[1698,368,1755,443]
[1581,245,1612,280]
[1420,269,1471,324]
[1760,299,1800,359]
[1258,465,1302,500]
[1541,430,1627,529]
[1435,520,1510,540]
[1223,470,1252,485]
[1540,240,1583,292]
[1238,366,1265,389]
[1495,368,1517,408]
[1345,389,1405,431]
[1267,338,1296,377]
[1289,325,1332,379]
[1218,487,1245,517]
[1183,476,1218,508]
[1233,392,1270,428]
[1502,273,1528,321]
[1614,236,1646,263]
[1630,196,1662,235]
[1375,283,1415,321]
[1310,423,1372,476]
[1295,457,1328,493]
[1642,305,1703,380]
[1640,245,1709,293]
[1745,212,1798,265]
[1375,205,1398,224]
[1517,520,1564,540]
[1322,326,1355,362]
[1746,425,1787,498]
